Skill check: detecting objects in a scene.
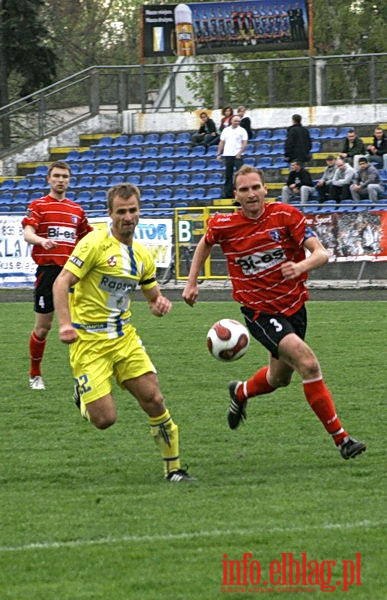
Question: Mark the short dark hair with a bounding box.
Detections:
[358,157,368,164]
[292,114,302,124]
[48,160,71,176]
[107,182,140,211]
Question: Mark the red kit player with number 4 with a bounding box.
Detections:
[22,161,92,390]
[182,165,366,461]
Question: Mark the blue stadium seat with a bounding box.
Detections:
[90,175,109,189]
[189,145,206,157]
[311,141,321,153]
[270,143,285,155]
[142,146,158,159]
[95,149,111,161]
[14,192,29,204]
[0,179,16,191]
[252,129,271,142]
[337,126,353,137]
[188,187,206,202]
[173,145,190,158]
[205,187,223,200]
[111,148,128,161]
[126,161,142,172]
[0,192,13,204]
[190,172,206,186]
[94,162,111,175]
[206,145,219,156]
[76,190,91,205]
[308,127,321,139]
[141,174,158,186]
[29,191,45,200]
[175,132,191,144]
[206,172,223,185]
[29,177,47,190]
[141,160,159,173]
[156,188,173,201]
[157,146,174,159]
[205,159,223,171]
[143,133,160,145]
[109,175,125,186]
[77,150,96,162]
[172,173,190,186]
[273,157,288,169]
[159,133,176,145]
[319,127,338,139]
[14,179,31,190]
[255,143,271,156]
[112,135,129,146]
[79,163,96,175]
[157,160,174,173]
[32,165,49,177]
[126,175,141,185]
[173,159,190,172]
[91,136,113,148]
[243,157,256,167]
[91,190,107,203]
[127,148,142,160]
[66,150,81,162]
[190,158,206,172]
[270,128,287,141]
[172,188,190,201]
[142,188,156,200]
[128,134,144,146]
[109,161,128,174]
[157,173,174,186]
[74,176,92,189]
[336,198,355,212]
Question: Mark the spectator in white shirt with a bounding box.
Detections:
[217,115,248,198]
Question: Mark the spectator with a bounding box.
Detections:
[315,155,337,202]
[217,114,248,198]
[350,157,384,203]
[281,160,314,205]
[219,106,234,132]
[237,105,253,140]
[331,158,355,203]
[284,114,311,165]
[366,126,387,170]
[191,111,220,148]
[339,128,366,168]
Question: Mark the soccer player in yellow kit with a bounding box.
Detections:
[53,183,195,482]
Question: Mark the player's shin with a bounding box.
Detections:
[149,410,180,475]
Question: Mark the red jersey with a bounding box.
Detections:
[205,203,316,317]
[21,195,92,267]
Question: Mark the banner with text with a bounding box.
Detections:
[0,217,173,287]
[142,0,309,57]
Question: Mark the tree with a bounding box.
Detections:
[0,0,57,105]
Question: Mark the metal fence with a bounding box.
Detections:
[0,52,386,157]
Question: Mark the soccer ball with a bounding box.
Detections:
[207,318,250,362]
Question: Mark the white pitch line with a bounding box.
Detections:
[0,520,385,554]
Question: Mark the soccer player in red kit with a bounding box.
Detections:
[22,161,92,390]
[182,165,366,460]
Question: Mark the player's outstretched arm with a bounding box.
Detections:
[281,236,329,280]
[182,237,212,306]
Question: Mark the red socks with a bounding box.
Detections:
[235,366,276,401]
[29,332,46,377]
[303,378,347,445]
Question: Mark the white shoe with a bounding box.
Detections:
[29,376,46,390]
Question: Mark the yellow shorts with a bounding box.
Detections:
[69,325,156,404]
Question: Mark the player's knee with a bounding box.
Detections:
[91,412,116,429]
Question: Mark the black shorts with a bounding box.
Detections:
[240,305,307,360]
[34,265,63,313]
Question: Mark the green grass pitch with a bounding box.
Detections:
[0,299,386,599]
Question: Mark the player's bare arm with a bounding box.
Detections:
[182,237,212,306]
[53,268,80,343]
[281,236,329,280]
[23,224,58,250]
[142,285,172,317]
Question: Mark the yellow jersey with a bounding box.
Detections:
[64,226,157,338]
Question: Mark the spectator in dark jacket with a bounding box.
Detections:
[281,160,314,204]
[366,126,387,169]
[237,105,253,140]
[191,112,219,148]
[339,128,366,168]
[284,114,311,165]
